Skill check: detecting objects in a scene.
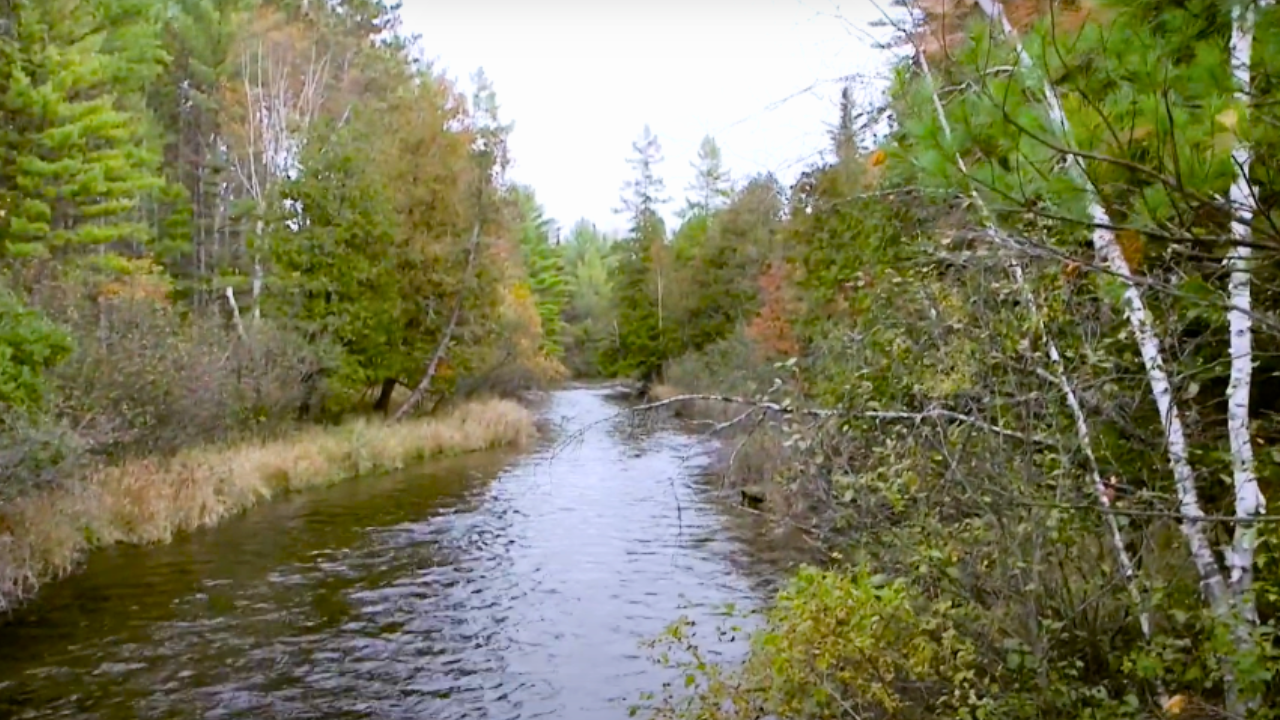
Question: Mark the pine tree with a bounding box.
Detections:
[617,124,669,232]
[148,0,255,291]
[681,134,732,219]
[560,219,616,375]
[0,284,74,413]
[510,185,568,357]
[0,0,165,260]
[606,125,672,381]
[830,83,860,162]
[684,174,785,353]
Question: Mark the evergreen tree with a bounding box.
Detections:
[147,0,255,289]
[560,219,616,376]
[0,0,166,260]
[268,68,498,403]
[510,184,568,357]
[606,125,672,381]
[830,83,860,163]
[0,284,74,413]
[617,124,669,232]
[685,174,785,353]
[681,134,733,219]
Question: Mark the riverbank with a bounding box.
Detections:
[0,397,537,613]
[639,383,802,515]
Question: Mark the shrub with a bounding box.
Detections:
[0,285,74,414]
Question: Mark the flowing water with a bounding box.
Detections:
[0,386,799,719]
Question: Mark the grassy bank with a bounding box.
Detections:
[0,397,537,613]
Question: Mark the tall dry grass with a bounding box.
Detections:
[0,397,536,612]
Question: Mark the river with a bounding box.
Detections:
[0,386,799,719]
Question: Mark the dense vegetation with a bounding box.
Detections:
[574,1,1280,718]
[0,0,566,492]
[7,0,1280,717]
[0,0,558,608]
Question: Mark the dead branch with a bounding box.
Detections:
[630,393,1055,445]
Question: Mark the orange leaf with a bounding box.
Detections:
[1117,230,1144,270]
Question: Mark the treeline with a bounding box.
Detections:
[581,1,1280,718]
[0,0,567,495]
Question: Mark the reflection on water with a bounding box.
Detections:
[0,386,795,719]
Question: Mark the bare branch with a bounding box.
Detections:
[631,394,1054,445]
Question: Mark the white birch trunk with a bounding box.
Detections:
[976,0,1235,618]
[252,258,263,321]
[1225,0,1268,622]
[974,0,1225,605]
[916,44,1153,643]
[225,286,247,341]
[973,0,1259,710]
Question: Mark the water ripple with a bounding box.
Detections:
[0,387,789,719]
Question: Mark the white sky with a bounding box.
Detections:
[395,1,899,236]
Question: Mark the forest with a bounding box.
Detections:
[0,0,556,612]
[4,0,1280,717]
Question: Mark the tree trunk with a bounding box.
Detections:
[1225,0,1268,625]
[975,0,1250,710]
[393,222,482,422]
[913,40,1157,649]
[373,378,398,415]
[225,286,247,340]
[297,368,323,421]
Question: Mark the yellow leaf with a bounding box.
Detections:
[869,149,888,167]
[1163,694,1188,716]
[1117,229,1144,270]
[1128,124,1154,142]
[1214,130,1238,154]
[1216,108,1238,131]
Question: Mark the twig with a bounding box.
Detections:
[710,407,761,436]
[1012,499,1280,524]
[724,412,769,488]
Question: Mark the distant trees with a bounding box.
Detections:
[560,219,616,376]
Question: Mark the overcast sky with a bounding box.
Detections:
[395,0,898,235]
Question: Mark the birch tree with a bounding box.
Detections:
[953,0,1269,711]
[225,7,331,319]
[909,30,1156,650]
[1223,0,1269,624]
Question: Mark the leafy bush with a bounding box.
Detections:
[0,286,74,413]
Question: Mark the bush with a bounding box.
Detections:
[640,566,981,720]
[0,414,86,502]
[37,289,321,460]
[1,274,326,503]
[0,285,74,413]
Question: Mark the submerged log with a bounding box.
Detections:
[739,485,766,509]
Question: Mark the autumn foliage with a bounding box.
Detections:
[914,0,1110,62]
[746,259,803,360]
